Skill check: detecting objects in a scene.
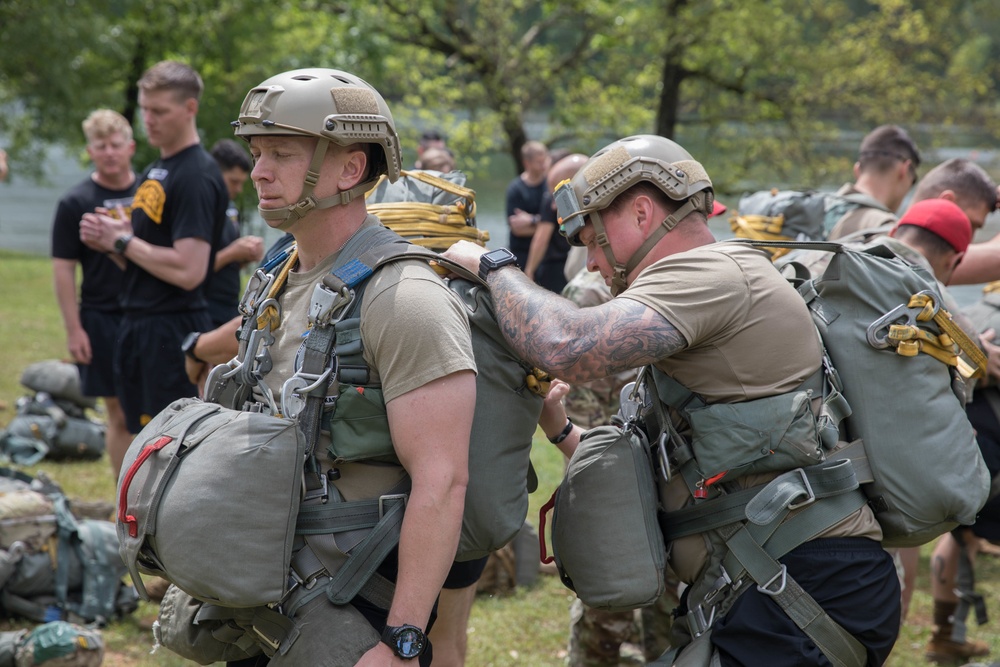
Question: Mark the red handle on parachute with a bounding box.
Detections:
[117,436,173,538]
[538,489,557,565]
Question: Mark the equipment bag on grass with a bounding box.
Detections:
[18,362,95,411]
[0,620,103,667]
[747,239,990,547]
[116,397,306,607]
[1,394,105,463]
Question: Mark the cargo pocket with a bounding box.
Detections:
[326,385,397,463]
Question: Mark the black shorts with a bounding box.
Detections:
[114,310,210,434]
[965,394,1000,541]
[711,537,900,667]
[443,555,489,589]
[78,307,122,398]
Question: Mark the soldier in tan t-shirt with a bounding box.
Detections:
[444,134,899,667]
[218,69,477,666]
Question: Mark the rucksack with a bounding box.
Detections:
[18,362,96,411]
[769,240,989,547]
[0,469,135,626]
[730,189,891,256]
[366,169,488,250]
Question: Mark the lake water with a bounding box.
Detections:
[1,143,995,308]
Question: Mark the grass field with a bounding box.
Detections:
[0,248,998,665]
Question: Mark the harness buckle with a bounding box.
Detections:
[787,468,816,510]
[688,602,716,637]
[378,493,408,519]
[309,282,353,327]
[302,473,329,504]
[756,564,788,597]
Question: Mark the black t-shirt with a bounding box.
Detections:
[123,144,227,314]
[203,206,241,327]
[504,175,548,264]
[51,177,137,312]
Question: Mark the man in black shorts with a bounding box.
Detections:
[80,60,227,436]
[51,108,137,477]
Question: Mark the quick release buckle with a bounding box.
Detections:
[308,283,353,327]
[378,493,408,519]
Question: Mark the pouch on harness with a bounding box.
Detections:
[543,240,989,667]
[730,189,891,257]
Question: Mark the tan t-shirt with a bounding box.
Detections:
[620,241,881,583]
[261,221,476,499]
[827,183,897,240]
[621,242,822,402]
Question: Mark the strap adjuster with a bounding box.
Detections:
[787,468,816,510]
[378,493,407,519]
[756,564,788,596]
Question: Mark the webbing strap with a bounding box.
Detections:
[326,494,407,605]
[723,528,867,667]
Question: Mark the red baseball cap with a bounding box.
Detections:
[893,198,972,254]
[710,200,727,218]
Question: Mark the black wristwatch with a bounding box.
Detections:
[181,331,204,364]
[478,247,519,282]
[113,233,134,255]
[380,624,426,659]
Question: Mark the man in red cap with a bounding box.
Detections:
[888,198,971,284]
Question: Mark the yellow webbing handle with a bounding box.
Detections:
[889,293,987,379]
[983,281,1000,295]
[256,247,298,332]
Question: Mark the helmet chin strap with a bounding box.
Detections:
[258,137,377,230]
[591,195,702,297]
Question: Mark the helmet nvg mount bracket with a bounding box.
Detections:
[554,134,714,295]
[233,68,401,227]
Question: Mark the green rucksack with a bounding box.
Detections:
[730,189,891,254]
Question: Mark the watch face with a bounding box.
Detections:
[394,627,425,658]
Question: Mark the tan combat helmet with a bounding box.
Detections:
[232,68,401,227]
[554,134,714,295]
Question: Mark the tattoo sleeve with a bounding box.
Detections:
[487,267,687,383]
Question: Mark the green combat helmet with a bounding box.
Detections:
[554,134,714,295]
[232,68,401,228]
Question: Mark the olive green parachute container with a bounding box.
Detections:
[759,240,990,547]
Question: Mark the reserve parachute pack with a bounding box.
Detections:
[729,189,891,258]
[0,362,105,464]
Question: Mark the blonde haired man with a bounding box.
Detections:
[51,108,136,476]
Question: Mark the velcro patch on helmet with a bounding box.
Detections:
[583,146,631,185]
[672,160,711,188]
[330,88,380,115]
